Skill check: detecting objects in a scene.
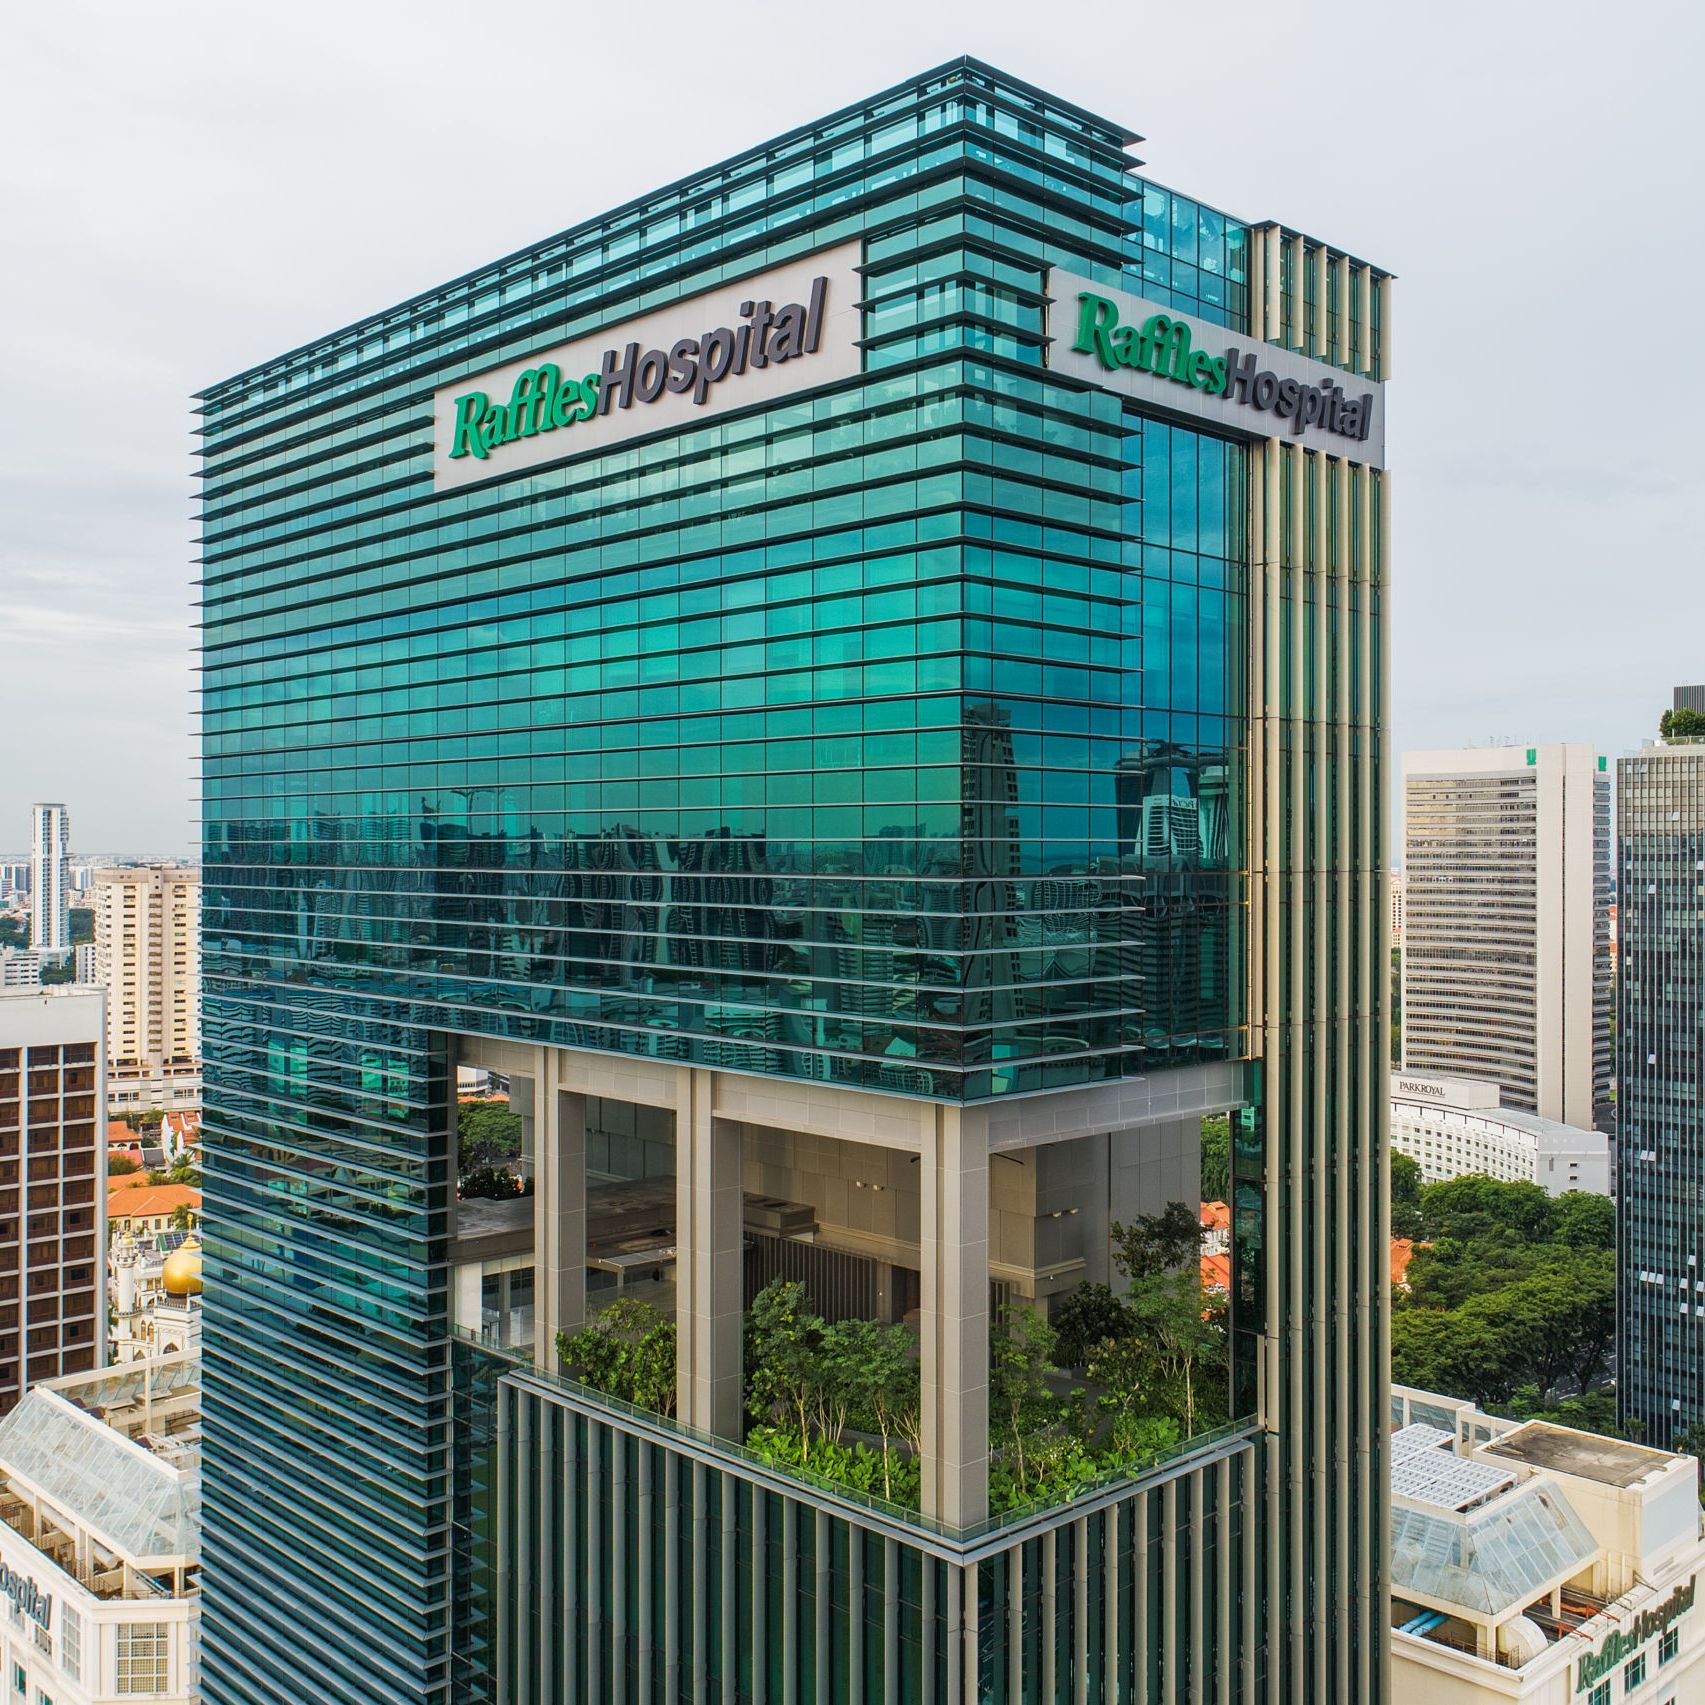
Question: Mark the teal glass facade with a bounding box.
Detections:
[196,58,1387,1705]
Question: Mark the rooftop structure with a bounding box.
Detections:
[0,1352,200,1703]
[1390,1386,1704,1705]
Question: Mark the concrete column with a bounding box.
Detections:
[529,1048,587,1372]
[675,1067,742,1436]
[452,1262,482,1337]
[920,1104,989,1527]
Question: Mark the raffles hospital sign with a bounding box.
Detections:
[431,241,1385,489]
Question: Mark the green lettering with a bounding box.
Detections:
[1073,292,1122,368]
[448,392,490,460]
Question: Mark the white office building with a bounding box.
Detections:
[29,806,70,958]
[1391,1386,1705,1705]
[1402,745,1611,1129]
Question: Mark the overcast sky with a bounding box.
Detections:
[2,0,1700,855]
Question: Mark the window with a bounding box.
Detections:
[1589,1684,1609,1705]
[1625,1651,1646,1688]
[10,1665,23,1699]
[1660,1624,1679,1663]
[115,1623,170,1694]
[59,1603,80,1684]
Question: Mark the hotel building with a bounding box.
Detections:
[0,987,107,1416]
[1617,709,1705,1446]
[1390,1072,1610,1197]
[1402,745,1611,1130]
[196,60,1391,1703]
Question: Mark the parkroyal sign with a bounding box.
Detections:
[1047,269,1386,468]
[432,242,863,491]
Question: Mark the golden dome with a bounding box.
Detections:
[161,1239,203,1297]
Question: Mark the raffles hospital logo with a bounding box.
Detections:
[448,277,832,464]
[1070,289,1374,443]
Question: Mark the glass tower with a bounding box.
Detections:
[1617,713,1705,1445]
[196,59,1390,1703]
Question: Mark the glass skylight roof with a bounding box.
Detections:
[0,1385,200,1565]
[1390,1481,1596,1615]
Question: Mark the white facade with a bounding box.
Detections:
[1391,1072,1611,1196]
[1392,868,1406,945]
[92,870,199,1116]
[75,944,97,984]
[29,805,70,956]
[1402,745,1611,1129]
[0,952,42,991]
[0,1357,196,1705]
[1391,1386,1705,1705]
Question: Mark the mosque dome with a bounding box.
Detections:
[161,1238,203,1297]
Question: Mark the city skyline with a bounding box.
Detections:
[3,0,1702,851]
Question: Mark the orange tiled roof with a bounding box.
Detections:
[1201,1252,1232,1293]
[108,1184,201,1221]
[109,1170,154,1191]
[1391,1238,1416,1288]
[1200,1200,1231,1232]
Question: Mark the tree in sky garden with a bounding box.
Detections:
[557,1298,677,1418]
[457,1098,530,1200]
[558,1210,1229,1518]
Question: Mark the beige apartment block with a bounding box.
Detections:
[92,867,200,1110]
[1402,745,1611,1129]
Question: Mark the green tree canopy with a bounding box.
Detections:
[1111,1201,1200,1280]
[1391,1151,1424,1241]
[1199,1116,1230,1203]
[1394,1173,1616,1412]
[1660,706,1705,739]
[1419,1174,1555,1244]
[1550,1190,1616,1251]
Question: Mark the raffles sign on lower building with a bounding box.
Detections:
[1047,268,1387,468]
[432,241,863,491]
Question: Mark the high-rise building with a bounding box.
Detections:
[1391,868,1406,945]
[1401,745,1611,1128]
[0,986,106,1413]
[29,803,70,957]
[196,60,1391,1704]
[1617,701,1705,1446]
[93,866,202,1115]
